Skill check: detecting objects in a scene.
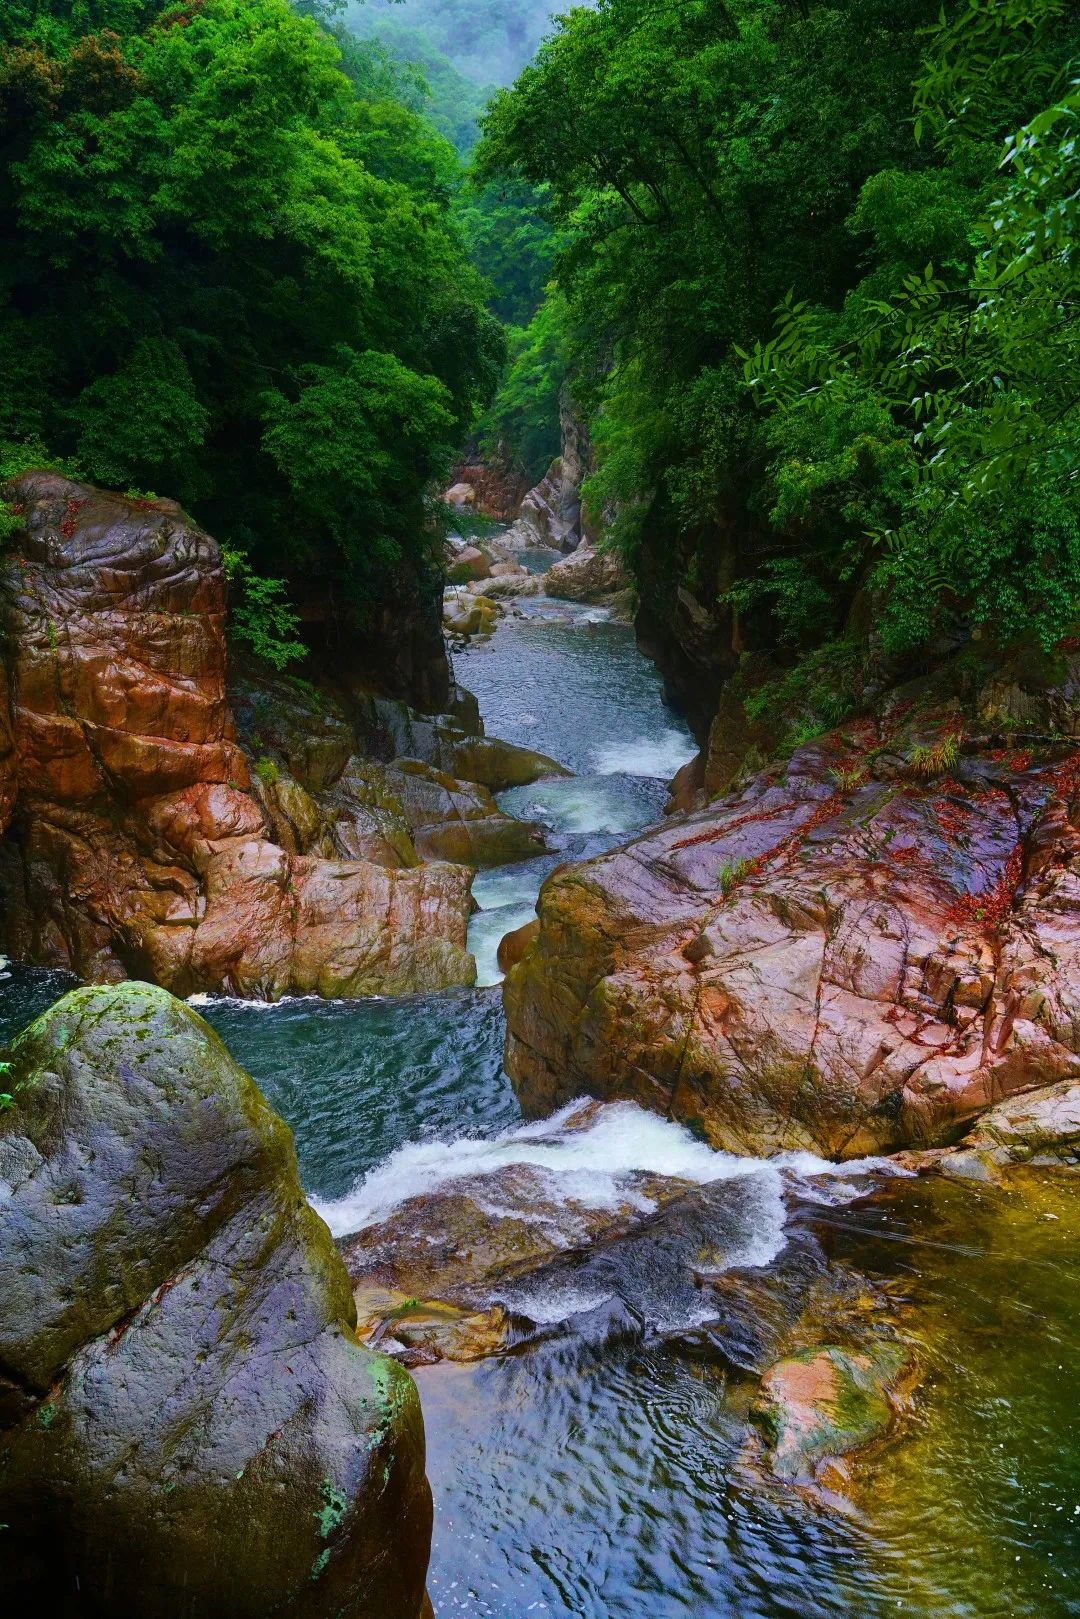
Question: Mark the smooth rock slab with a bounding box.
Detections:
[0,982,431,1619]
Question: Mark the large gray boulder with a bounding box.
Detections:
[0,982,431,1619]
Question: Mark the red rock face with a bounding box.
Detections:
[504,704,1080,1157]
[0,473,474,996]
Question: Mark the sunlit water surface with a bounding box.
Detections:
[2,555,1078,1617]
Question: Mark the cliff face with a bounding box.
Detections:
[632,526,741,743]
[504,657,1080,1157]
[0,472,480,996]
[500,391,596,553]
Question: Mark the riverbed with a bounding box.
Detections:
[2,554,1078,1618]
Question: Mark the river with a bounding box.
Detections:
[2,551,1079,1618]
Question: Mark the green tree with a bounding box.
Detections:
[745,0,1080,650]
[477,0,1080,665]
[0,0,502,649]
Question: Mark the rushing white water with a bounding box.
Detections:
[311,1096,898,1245]
[468,900,538,987]
[500,773,670,836]
[592,727,698,779]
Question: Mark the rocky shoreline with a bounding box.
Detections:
[3,457,1080,1608]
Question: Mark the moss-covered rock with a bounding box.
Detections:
[0,982,431,1619]
[753,1342,908,1483]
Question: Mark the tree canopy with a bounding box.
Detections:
[477,0,1080,659]
[0,0,502,646]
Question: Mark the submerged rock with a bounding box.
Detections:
[504,687,1080,1156]
[753,1342,909,1484]
[0,982,431,1619]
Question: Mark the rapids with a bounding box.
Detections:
[2,546,1079,1617]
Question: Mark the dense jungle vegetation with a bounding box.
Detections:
[0,0,504,654]
[2,0,1079,670]
[478,0,1080,661]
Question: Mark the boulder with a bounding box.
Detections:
[469,572,542,600]
[358,703,564,794]
[444,482,476,507]
[437,734,568,792]
[0,982,431,1619]
[387,759,547,868]
[502,397,594,553]
[442,590,500,638]
[504,696,1080,1157]
[544,541,630,604]
[446,544,491,584]
[0,474,475,997]
[497,916,540,974]
[906,1075,1080,1181]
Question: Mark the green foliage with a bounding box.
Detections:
[475,290,567,482]
[0,1058,14,1112]
[253,755,280,785]
[906,735,961,780]
[476,0,942,635]
[743,0,1080,652]
[717,857,750,897]
[457,178,556,328]
[221,547,306,671]
[0,0,500,637]
[480,0,1080,664]
[742,639,864,754]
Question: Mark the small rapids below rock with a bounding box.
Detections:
[3,544,1080,1618]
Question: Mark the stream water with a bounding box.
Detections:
[2,551,1079,1617]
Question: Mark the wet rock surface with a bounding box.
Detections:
[0,981,431,1619]
[544,540,631,607]
[0,474,563,998]
[334,1099,917,1497]
[505,662,1080,1157]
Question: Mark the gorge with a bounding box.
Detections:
[4,470,1080,1616]
[3,1,1080,1616]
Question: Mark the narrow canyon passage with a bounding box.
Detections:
[4,547,1078,1619]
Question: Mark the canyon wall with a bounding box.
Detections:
[505,652,1080,1156]
[0,472,542,997]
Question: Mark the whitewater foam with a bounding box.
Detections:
[311,1096,897,1249]
[591,728,697,779]
[185,990,373,1011]
[467,899,539,988]
[499,775,664,835]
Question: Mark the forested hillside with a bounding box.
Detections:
[478,0,1080,715]
[3,0,1079,693]
[0,0,501,663]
